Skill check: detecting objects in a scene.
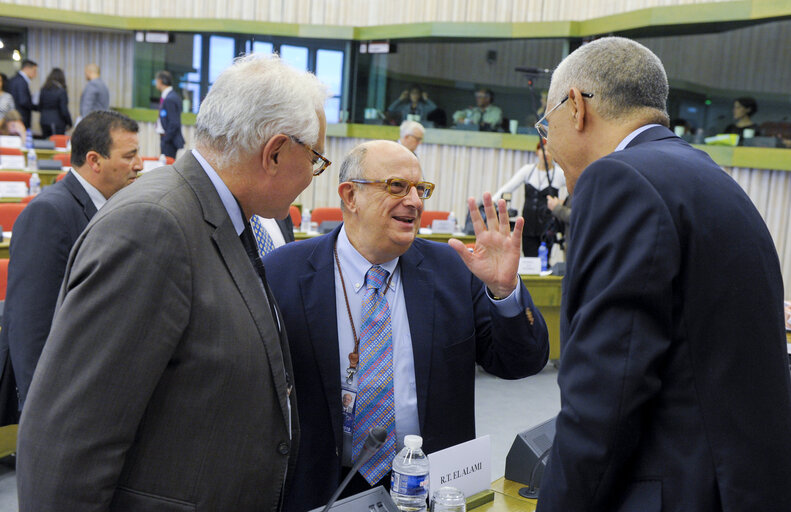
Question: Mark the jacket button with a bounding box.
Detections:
[278,442,290,455]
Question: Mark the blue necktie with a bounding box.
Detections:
[353,265,396,485]
[250,215,276,258]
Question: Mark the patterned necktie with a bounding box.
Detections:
[250,215,276,258]
[353,265,396,485]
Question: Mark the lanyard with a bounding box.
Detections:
[333,244,396,384]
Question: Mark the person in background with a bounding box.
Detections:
[263,140,549,511]
[7,59,37,129]
[2,110,142,412]
[535,36,791,512]
[0,73,15,119]
[453,88,503,132]
[387,85,437,122]
[38,67,72,138]
[80,63,110,118]
[492,143,567,256]
[155,69,184,159]
[724,96,760,139]
[397,120,425,153]
[0,109,25,137]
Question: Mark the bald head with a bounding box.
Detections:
[85,64,100,80]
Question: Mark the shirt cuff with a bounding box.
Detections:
[486,281,523,317]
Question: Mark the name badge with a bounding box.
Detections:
[341,387,357,435]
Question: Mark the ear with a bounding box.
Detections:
[262,134,290,176]
[84,150,103,174]
[338,182,358,213]
[568,87,587,132]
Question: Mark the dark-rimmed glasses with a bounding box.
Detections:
[350,178,435,199]
[289,136,331,176]
[535,92,594,139]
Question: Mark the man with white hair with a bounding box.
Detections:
[536,37,791,511]
[398,119,425,153]
[17,53,328,512]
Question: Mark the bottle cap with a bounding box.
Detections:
[404,435,423,449]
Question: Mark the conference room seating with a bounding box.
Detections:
[55,171,68,182]
[0,258,8,301]
[20,195,36,204]
[0,171,31,187]
[49,134,70,150]
[420,210,450,228]
[290,205,301,229]
[0,148,23,156]
[311,207,343,224]
[53,153,71,168]
[141,156,175,165]
[0,203,27,232]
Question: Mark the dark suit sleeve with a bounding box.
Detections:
[161,94,182,144]
[5,200,73,407]
[9,77,34,112]
[17,202,192,511]
[59,89,72,128]
[536,159,679,512]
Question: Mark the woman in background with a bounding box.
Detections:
[38,67,72,138]
[724,96,760,140]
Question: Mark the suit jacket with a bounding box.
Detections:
[160,89,184,149]
[537,126,791,512]
[8,72,35,127]
[38,86,72,134]
[263,227,549,511]
[2,172,96,410]
[17,152,299,511]
[277,216,295,243]
[80,77,110,117]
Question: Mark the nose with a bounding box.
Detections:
[132,154,144,172]
[402,184,424,209]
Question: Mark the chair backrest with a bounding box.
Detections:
[55,171,68,182]
[49,134,70,149]
[290,205,301,228]
[0,258,8,301]
[0,203,27,232]
[20,195,36,204]
[53,153,71,167]
[311,207,343,224]
[141,156,175,164]
[420,210,450,228]
[0,171,32,186]
[0,147,24,156]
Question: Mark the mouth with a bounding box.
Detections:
[392,215,417,226]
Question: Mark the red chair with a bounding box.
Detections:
[55,171,68,182]
[20,195,36,204]
[53,153,71,167]
[0,148,23,156]
[0,171,32,186]
[49,134,70,149]
[311,207,343,224]
[420,210,450,228]
[0,258,9,301]
[290,205,301,229]
[141,156,175,165]
[0,203,27,232]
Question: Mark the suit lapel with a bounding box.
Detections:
[301,229,344,447]
[173,153,292,426]
[400,242,434,434]
[62,172,98,222]
[276,217,295,243]
[626,125,677,148]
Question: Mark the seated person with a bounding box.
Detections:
[0,109,26,137]
[452,88,503,131]
[388,85,437,122]
[724,97,761,140]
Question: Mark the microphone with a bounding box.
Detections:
[517,447,551,499]
[321,427,388,512]
[515,66,552,75]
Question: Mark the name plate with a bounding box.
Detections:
[0,181,28,197]
[518,257,541,275]
[431,219,455,234]
[427,435,490,498]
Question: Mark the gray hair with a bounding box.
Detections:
[338,145,368,209]
[550,37,669,126]
[195,53,328,168]
[399,120,424,139]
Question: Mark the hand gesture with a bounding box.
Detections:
[399,90,409,101]
[448,193,523,298]
[546,195,561,211]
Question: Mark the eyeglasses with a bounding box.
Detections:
[289,136,332,176]
[535,92,594,139]
[350,178,435,199]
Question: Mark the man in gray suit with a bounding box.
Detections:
[79,63,110,118]
[17,53,328,511]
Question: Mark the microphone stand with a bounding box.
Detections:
[517,447,551,499]
[321,427,387,512]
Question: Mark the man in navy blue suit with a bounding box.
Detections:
[155,70,184,159]
[535,37,791,512]
[7,59,38,128]
[264,140,549,511]
[1,110,143,411]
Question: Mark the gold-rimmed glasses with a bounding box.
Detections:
[350,178,435,199]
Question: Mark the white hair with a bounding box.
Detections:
[550,37,669,126]
[195,53,328,168]
[399,120,424,139]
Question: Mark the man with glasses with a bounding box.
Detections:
[18,53,328,511]
[263,139,549,511]
[398,119,425,154]
[536,37,791,511]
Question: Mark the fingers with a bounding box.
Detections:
[511,217,524,247]
[467,196,485,235]
[448,238,474,266]
[497,198,509,235]
[482,192,498,232]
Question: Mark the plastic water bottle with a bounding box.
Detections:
[29,172,41,195]
[391,435,430,512]
[301,209,311,233]
[447,211,457,233]
[26,129,37,171]
[538,242,549,272]
[158,153,168,166]
[25,129,33,150]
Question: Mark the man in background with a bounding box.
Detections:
[397,120,425,154]
[79,64,110,118]
[155,69,184,159]
[453,87,503,131]
[17,53,328,511]
[2,110,142,412]
[8,59,37,128]
[536,36,791,511]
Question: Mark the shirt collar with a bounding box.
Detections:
[191,148,245,235]
[614,124,662,152]
[336,225,399,295]
[160,86,173,99]
[69,168,108,210]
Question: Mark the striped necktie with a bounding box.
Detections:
[353,265,396,485]
[250,215,277,258]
